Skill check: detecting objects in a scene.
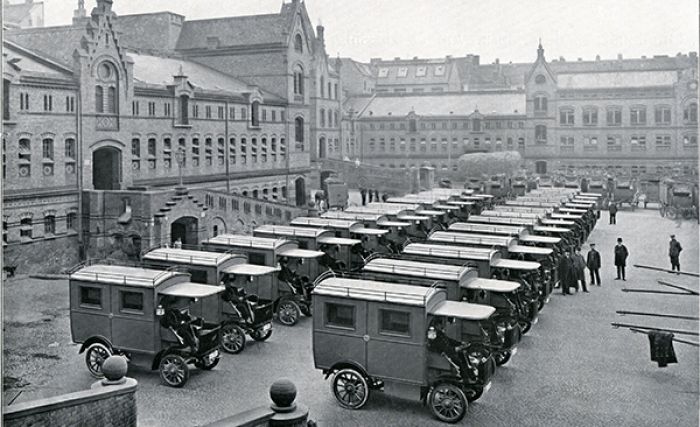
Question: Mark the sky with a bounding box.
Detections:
[38,0,699,64]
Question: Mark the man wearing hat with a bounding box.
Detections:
[587,243,601,286]
[614,238,629,281]
[669,235,683,274]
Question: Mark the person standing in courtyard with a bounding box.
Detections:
[614,237,629,281]
[609,202,618,225]
[669,235,683,274]
[587,243,602,286]
[573,247,588,293]
[360,188,367,206]
[558,249,575,295]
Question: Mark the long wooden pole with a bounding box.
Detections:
[611,322,699,336]
[657,280,698,295]
[621,289,697,296]
[616,310,699,321]
[633,264,700,277]
[626,327,699,347]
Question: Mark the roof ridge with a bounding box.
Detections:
[183,12,282,24]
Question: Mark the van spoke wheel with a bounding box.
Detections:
[277,301,301,326]
[85,343,111,378]
[250,328,273,342]
[159,354,189,388]
[494,350,512,366]
[220,324,246,354]
[428,383,468,423]
[332,369,369,409]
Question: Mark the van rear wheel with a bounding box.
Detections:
[427,382,468,423]
[85,343,112,378]
[220,324,246,354]
[332,368,369,409]
[277,300,301,326]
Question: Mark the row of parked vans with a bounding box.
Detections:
[68,186,600,422]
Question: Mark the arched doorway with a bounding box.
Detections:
[93,146,121,190]
[535,160,547,174]
[319,137,326,159]
[171,216,199,246]
[295,177,306,207]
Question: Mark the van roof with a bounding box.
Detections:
[291,217,359,229]
[404,243,497,261]
[346,206,407,216]
[363,258,470,281]
[223,263,280,276]
[520,234,561,244]
[255,225,332,239]
[508,245,553,255]
[318,236,362,246]
[428,300,495,320]
[491,258,540,271]
[70,264,185,288]
[468,216,538,226]
[204,234,291,250]
[449,222,525,235]
[160,282,225,298]
[429,231,515,247]
[464,278,520,292]
[314,277,441,306]
[142,248,244,267]
[482,210,541,219]
[322,211,388,223]
[533,225,571,233]
[351,226,388,236]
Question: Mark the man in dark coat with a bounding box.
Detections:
[572,247,588,293]
[669,235,683,273]
[558,250,575,295]
[360,188,367,206]
[587,243,602,286]
[614,237,629,281]
[609,203,618,225]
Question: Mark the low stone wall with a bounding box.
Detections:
[3,234,80,275]
[3,378,137,427]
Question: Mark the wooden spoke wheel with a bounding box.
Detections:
[85,343,112,378]
[427,382,468,423]
[277,300,301,326]
[220,323,247,354]
[159,354,189,388]
[332,368,369,410]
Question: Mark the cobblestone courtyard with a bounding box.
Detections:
[3,208,698,426]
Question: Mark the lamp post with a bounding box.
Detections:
[175,147,185,188]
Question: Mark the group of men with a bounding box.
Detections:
[359,188,388,206]
[558,244,603,294]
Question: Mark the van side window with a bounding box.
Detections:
[325,303,355,329]
[188,269,208,283]
[297,241,309,249]
[80,286,102,308]
[248,253,266,265]
[120,291,144,313]
[380,309,411,336]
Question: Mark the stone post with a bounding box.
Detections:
[268,379,309,427]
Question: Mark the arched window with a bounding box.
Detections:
[294,34,303,53]
[535,74,546,84]
[320,76,325,98]
[95,61,117,114]
[179,95,189,125]
[293,65,304,96]
[320,108,325,127]
[333,111,338,128]
[295,117,304,149]
[251,101,260,127]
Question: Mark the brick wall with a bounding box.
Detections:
[3,378,137,427]
[3,234,80,274]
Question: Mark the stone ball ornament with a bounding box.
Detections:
[269,378,297,412]
[101,355,128,385]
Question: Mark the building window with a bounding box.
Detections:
[293,65,305,96]
[630,106,646,125]
[3,79,10,120]
[164,102,171,116]
[408,119,417,132]
[217,106,224,120]
[295,117,304,149]
[319,108,325,127]
[251,101,260,127]
[684,102,698,123]
[43,94,53,111]
[534,95,548,113]
[655,135,672,148]
[630,135,647,151]
[535,74,546,84]
[582,108,598,126]
[205,105,211,119]
[517,137,525,148]
[654,105,671,125]
[65,96,75,113]
[472,118,481,132]
[333,111,338,128]
[606,107,622,126]
[107,87,116,113]
[132,101,139,116]
[535,125,547,143]
[179,95,189,125]
[19,92,29,111]
[148,138,156,157]
[44,215,56,235]
[19,217,32,238]
[606,136,622,151]
[95,87,104,113]
[294,34,303,53]
[320,76,325,98]
[148,102,156,116]
[328,110,333,128]
[683,135,698,146]
[131,138,140,158]
[241,107,246,120]
[67,212,77,231]
[559,108,574,125]
[41,138,54,160]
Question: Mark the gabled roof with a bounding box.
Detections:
[2,40,74,78]
[4,1,41,26]
[175,13,288,51]
[372,57,455,86]
[4,25,85,67]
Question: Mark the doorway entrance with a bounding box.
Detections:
[535,161,547,174]
[93,146,121,190]
[171,216,199,246]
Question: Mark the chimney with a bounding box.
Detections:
[595,55,601,61]
[495,58,499,64]
[617,53,623,60]
[316,24,325,45]
[559,56,565,62]
[73,0,88,24]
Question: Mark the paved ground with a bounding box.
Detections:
[3,208,698,426]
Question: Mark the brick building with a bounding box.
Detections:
[3,0,44,29]
[341,44,699,177]
[2,0,328,272]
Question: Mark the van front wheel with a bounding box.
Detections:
[427,382,468,423]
